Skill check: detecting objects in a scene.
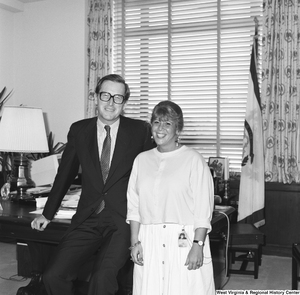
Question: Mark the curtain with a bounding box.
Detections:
[86,0,112,118]
[261,0,300,183]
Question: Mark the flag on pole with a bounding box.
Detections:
[238,20,265,227]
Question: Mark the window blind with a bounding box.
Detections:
[113,0,263,172]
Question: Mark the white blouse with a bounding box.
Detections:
[126,145,214,232]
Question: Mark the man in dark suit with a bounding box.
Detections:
[31,74,154,295]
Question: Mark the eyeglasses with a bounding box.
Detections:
[99,92,125,104]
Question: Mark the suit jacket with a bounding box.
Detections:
[43,115,154,236]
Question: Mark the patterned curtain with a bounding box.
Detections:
[86,0,112,118]
[261,0,300,183]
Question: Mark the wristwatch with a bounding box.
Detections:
[193,240,204,246]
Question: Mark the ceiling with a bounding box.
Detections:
[18,0,44,2]
[0,0,45,12]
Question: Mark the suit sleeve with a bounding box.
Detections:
[42,124,80,220]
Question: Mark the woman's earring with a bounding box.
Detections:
[176,136,180,147]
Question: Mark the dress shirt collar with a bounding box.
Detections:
[97,118,120,136]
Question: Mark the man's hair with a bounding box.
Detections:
[95,74,130,101]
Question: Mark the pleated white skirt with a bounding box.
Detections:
[132,223,215,295]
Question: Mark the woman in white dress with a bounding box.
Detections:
[127,101,215,295]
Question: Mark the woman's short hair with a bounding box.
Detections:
[95,74,130,101]
[151,100,184,132]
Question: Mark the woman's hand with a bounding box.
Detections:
[131,243,144,266]
[185,244,203,270]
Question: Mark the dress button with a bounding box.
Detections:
[163,244,165,247]
[163,225,166,228]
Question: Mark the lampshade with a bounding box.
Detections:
[0,106,49,153]
[0,106,49,201]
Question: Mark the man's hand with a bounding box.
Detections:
[31,215,51,231]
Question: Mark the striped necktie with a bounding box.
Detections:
[100,125,111,183]
[96,125,111,214]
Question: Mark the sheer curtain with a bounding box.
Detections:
[86,0,112,118]
[261,0,300,183]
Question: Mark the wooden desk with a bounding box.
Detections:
[211,205,236,234]
[0,200,235,281]
[0,200,235,244]
[0,200,69,244]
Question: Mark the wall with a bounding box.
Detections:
[0,7,15,95]
[0,0,87,143]
[230,180,300,257]
[260,182,300,257]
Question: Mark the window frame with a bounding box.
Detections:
[112,0,263,172]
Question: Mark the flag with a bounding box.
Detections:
[238,24,265,227]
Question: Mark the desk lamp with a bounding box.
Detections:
[0,106,49,201]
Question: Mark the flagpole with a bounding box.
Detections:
[253,17,259,67]
[254,16,258,34]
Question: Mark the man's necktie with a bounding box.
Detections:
[101,125,111,182]
[96,125,111,214]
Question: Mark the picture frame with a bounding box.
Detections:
[208,157,229,197]
[208,157,226,179]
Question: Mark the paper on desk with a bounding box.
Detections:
[35,189,81,209]
[35,197,48,208]
[61,194,80,208]
[31,155,59,186]
[31,189,81,219]
[30,208,76,219]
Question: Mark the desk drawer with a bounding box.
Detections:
[0,220,67,244]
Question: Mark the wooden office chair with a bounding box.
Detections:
[227,223,265,279]
[292,243,300,289]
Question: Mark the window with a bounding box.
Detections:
[113,0,263,172]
